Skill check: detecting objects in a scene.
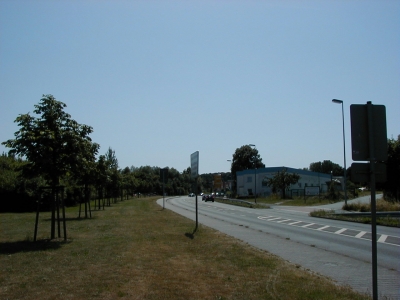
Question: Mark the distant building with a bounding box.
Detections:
[236,166,341,197]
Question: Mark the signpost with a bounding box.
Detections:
[160,168,168,209]
[191,151,199,229]
[350,102,387,300]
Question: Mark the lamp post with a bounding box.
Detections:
[227,160,232,196]
[249,144,257,203]
[332,99,347,206]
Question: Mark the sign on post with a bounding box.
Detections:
[160,168,168,183]
[351,163,387,183]
[190,151,199,179]
[190,151,199,230]
[350,101,387,300]
[350,104,387,161]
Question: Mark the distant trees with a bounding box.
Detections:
[0,153,45,212]
[266,168,300,199]
[309,160,343,176]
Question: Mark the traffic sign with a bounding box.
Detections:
[190,151,199,179]
[350,104,387,161]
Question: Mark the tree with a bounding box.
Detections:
[384,135,400,201]
[231,145,264,191]
[309,160,343,176]
[267,168,300,199]
[0,153,45,212]
[2,95,99,238]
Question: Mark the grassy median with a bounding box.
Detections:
[1,196,369,300]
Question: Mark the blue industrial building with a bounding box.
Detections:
[236,166,339,197]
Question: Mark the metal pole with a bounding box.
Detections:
[195,178,198,230]
[254,168,257,203]
[367,101,378,300]
[341,102,348,205]
[163,170,165,209]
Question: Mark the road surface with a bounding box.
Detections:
[157,195,400,299]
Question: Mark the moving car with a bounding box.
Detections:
[202,194,214,202]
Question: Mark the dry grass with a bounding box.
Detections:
[1,197,369,299]
[343,199,400,212]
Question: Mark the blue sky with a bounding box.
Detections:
[1,0,399,174]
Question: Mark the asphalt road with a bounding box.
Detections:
[157,196,400,300]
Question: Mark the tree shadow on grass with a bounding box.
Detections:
[39,216,99,222]
[0,239,68,255]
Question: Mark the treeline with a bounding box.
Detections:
[0,151,233,212]
[0,95,214,213]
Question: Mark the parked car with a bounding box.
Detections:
[188,193,195,197]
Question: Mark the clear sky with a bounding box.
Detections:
[1,0,399,174]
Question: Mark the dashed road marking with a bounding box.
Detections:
[302,223,315,228]
[317,225,330,231]
[378,234,388,243]
[355,231,367,238]
[257,215,400,247]
[335,228,347,234]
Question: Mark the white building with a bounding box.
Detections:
[236,166,340,197]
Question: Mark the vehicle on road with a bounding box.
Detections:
[202,194,214,202]
[188,193,195,197]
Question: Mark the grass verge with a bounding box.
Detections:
[310,210,400,227]
[1,197,369,299]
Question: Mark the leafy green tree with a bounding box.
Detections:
[2,94,99,238]
[3,95,98,184]
[230,145,264,191]
[104,147,121,201]
[384,135,400,201]
[0,153,45,212]
[309,160,343,176]
[267,168,300,199]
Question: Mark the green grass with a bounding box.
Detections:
[1,196,370,299]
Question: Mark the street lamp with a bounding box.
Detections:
[227,160,232,195]
[332,99,347,205]
[249,144,257,203]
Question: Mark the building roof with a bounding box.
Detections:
[236,166,332,179]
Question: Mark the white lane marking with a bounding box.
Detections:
[335,228,347,234]
[288,221,302,225]
[256,215,399,247]
[317,225,330,231]
[302,223,315,228]
[378,234,388,243]
[355,231,367,238]
[276,219,291,223]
